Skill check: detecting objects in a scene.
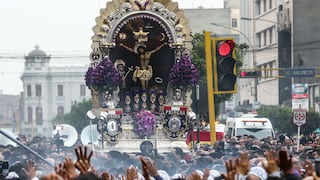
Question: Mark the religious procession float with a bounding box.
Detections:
[85,0,200,153]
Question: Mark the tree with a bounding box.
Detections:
[257,105,320,136]
[52,99,92,133]
[191,32,245,118]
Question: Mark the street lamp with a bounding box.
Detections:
[241,17,292,36]
[211,22,258,101]
[210,23,254,50]
[241,17,280,24]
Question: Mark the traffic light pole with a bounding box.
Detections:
[204,31,216,145]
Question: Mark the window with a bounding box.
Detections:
[36,85,42,97]
[264,31,267,46]
[80,85,86,96]
[263,0,267,12]
[27,107,32,124]
[27,85,32,97]
[269,62,274,77]
[35,107,43,125]
[231,18,238,28]
[257,33,262,48]
[256,1,261,15]
[57,106,64,117]
[269,28,273,44]
[58,85,63,96]
[269,0,273,9]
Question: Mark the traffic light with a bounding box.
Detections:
[212,38,237,94]
[240,70,261,78]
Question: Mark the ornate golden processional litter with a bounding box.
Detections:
[86,0,198,152]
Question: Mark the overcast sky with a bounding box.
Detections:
[0,0,223,95]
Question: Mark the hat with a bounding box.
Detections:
[172,173,183,179]
[195,170,203,178]
[5,171,19,179]
[248,166,267,180]
[158,170,170,180]
[208,169,220,180]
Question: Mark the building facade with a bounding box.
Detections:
[0,94,20,133]
[20,45,91,137]
[240,0,320,112]
[239,0,279,106]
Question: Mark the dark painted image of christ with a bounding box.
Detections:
[120,43,167,89]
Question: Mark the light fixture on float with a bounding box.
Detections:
[86,110,96,120]
[80,124,100,146]
[85,110,100,150]
[100,111,108,119]
[187,111,196,121]
[98,111,109,149]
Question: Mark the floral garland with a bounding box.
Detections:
[135,110,156,137]
[168,54,200,89]
[85,57,121,92]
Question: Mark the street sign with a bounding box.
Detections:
[292,109,307,126]
[292,84,309,111]
[285,68,315,77]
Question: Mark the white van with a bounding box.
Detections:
[225,114,275,140]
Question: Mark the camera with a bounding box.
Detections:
[0,161,9,174]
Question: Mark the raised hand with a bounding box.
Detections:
[235,151,250,175]
[263,150,279,174]
[140,156,159,179]
[222,159,236,180]
[54,162,74,180]
[187,171,202,180]
[302,159,314,177]
[74,145,93,174]
[126,166,139,180]
[101,171,115,180]
[63,158,78,179]
[39,173,63,180]
[23,160,37,180]
[202,168,210,180]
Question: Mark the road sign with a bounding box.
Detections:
[292,109,307,126]
[285,68,314,77]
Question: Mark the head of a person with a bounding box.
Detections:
[173,147,184,160]
[137,46,146,53]
[247,166,267,180]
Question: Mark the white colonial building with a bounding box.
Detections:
[20,45,91,137]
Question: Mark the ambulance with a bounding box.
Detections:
[225,114,275,140]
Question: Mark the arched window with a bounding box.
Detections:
[27,107,32,124]
[35,107,43,125]
[57,106,64,117]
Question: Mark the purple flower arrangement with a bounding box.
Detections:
[85,57,121,92]
[135,110,156,137]
[168,54,200,89]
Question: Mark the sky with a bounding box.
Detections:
[0,0,224,95]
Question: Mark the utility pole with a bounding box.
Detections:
[204,31,216,145]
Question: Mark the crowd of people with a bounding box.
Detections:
[1,132,320,179]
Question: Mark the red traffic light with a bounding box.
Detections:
[240,71,247,77]
[239,70,261,78]
[218,40,235,56]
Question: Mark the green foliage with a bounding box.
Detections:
[191,32,244,105]
[52,99,92,133]
[257,105,320,136]
[258,105,294,135]
[300,110,320,136]
[191,33,206,83]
